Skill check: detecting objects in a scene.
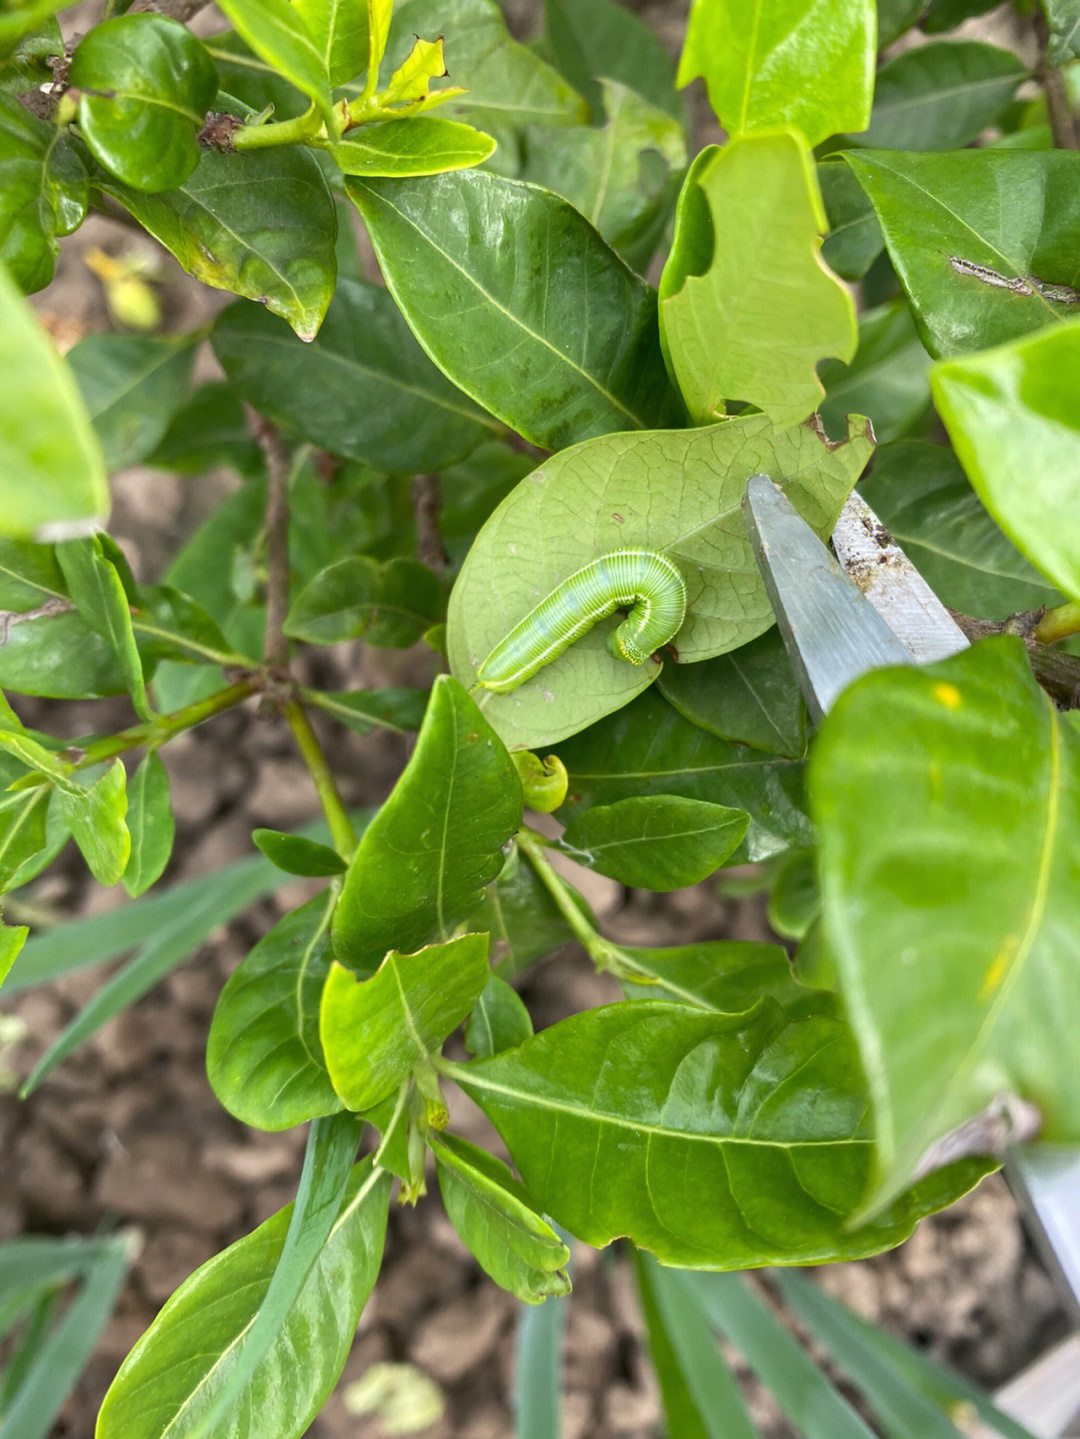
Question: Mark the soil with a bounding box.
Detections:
[2,3,1075,1437]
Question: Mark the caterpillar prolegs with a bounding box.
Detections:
[477,549,687,694]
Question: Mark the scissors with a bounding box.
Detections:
[742,474,1080,1356]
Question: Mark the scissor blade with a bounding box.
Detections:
[831,490,969,664]
[741,474,913,724]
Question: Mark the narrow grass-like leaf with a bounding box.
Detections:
[514,1283,569,1439]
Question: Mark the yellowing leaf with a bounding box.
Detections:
[381,34,448,107]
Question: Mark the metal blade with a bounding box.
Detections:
[741,474,913,724]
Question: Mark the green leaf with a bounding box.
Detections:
[510,751,567,815]
[559,796,748,890]
[346,168,683,451]
[0,1232,134,1439]
[132,585,247,670]
[321,933,490,1109]
[251,829,346,876]
[100,100,337,342]
[67,332,197,474]
[333,115,495,175]
[56,759,129,887]
[432,1132,571,1303]
[554,687,812,863]
[676,0,874,148]
[464,972,532,1057]
[877,0,928,44]
[657,627,807,760]
[819,160,883,282]
[544,0,684,122]
[448,412,873,750]
[767,847,819,943]
[294,0,370,87]
[451,1001,991,1267]
[809,637,1080,1212]
[859,440,1063,618]
[0,2,69,59]
[304,686,429,735]
[216,0,336,132]
[673,1269,879,1439]
[284,556,446,647]
[0,787,48,896]
[145,381,263,478]
[69,15,218,192]
[660,132,856,429]
[56,537,151,720]
[0,91,87,292]
[0,914,27,988]
[332,676,523,971]
[514,1284,568,1439]
[617,937,829,1018]
[206,889,343,1130]
[819,300,933,446]
[851,41,1025,152]
[0,17,63,97]
[0,263,109,541]
[381,0,585,130]
[521,79,687,273]
[931,319,1080,601]
[96,1158,391,1439]
[635,1254,760,1439]
[180,1112,366,1439]
[211,280,498,470]
[844,148,1080,359]
[463,844,589,979]
[122,752,174,897]
[1040,0,1080,64]
[922,0,1003,29]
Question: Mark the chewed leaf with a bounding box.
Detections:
[381,34,447,106]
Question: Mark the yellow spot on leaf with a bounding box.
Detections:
[932,681,962,709]
[979,936,1019,999]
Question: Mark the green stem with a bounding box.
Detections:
[518,831,626,974]
[283,699,357,859]
[232,104,323,152]
[73,677,260,770]
[1035,600,1080,645]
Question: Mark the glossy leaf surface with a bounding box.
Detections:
[207,890,343,1130]
[332,676,522,971]
[70,15,217,192]
[618,938,829,1019]
[931,320,1080,601]
[321,933,490,1109]
[844,149,1080,358]
[211,281,497,470]
[96,1159,391,1439]
[677,0,874,148]
[0,92,87,291]
[101,107,337,341]
[346,169,683,451]
[859,440,1062,617]
[810,638,1080,1210]
[0,266,108,542]
[294,0,369,86]
[448,413,872,750]
[819,160,883,281]
[216,0,335,130]
[559,796,748,890]
[251,830,346,877]
[284,557,446,647]
[333,116,495,176]
[660,133,856,429]
[122,752,174,897]
[453,1000,988,1267]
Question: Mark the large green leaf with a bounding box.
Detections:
[819,300,933,446]
[553,688,811,863]
[332,116,495,176]
[859,440,1062,617]
[0,264,108,541]
[450,1000,990,1267]
[447,412,873,750]
[293,0,369,87]
[432,1132,571,1303]
[207,889,343,1131]
[659,132,856,429]
[380,0,585,130]
[657,627,807,759]
[676,0,875,148]
[69,15,217,192]
[346,169,683,451]
[521,79,686,274]
[544,0,684,122]
[559,796,748,890]
[851,41,1025,152]
[96,1158,391,1439]
[216,0,335,132]
[100,102,337,341]
[843,149,1080,359]
[67,333,197,474]
[810,638,1080,1211]
[931,319,1080,602]
[321,933,490,1109]
[211,281,498,470]
[0,91,87,291]
[332,676,522,971]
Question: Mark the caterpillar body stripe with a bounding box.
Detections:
[477,549,687,694]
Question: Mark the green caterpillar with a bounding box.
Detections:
[477,549,687,694]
